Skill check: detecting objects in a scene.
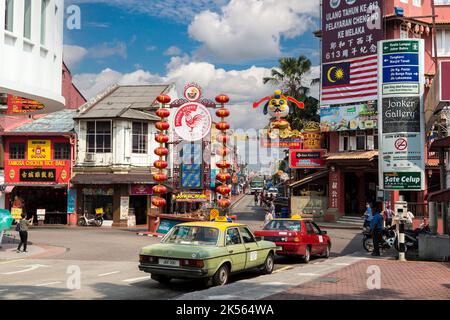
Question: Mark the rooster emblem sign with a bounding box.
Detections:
[174,84,212,141]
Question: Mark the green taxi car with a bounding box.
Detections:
[139,221,277,286]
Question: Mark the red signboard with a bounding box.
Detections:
[329,171,339,209]
[4,137,72,185]
[6,95,45,114]
[289,149,327,169]
[130,184,153,195]
[440,61,450,101]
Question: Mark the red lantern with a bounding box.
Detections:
[156,108,170,118]
[216,185,231,195]
[216,172,231,182]
[155,147,169,156]
[217,147,230,157]
[156,94,171,104]
[154,160,168,169]
[152,197,167,207]
[216,134,230,144]
[218,199,231,208]
[152,185,168,195]
[153,172,168,182]
[216,160,231,169]
[216,121,230,131]
[215,94,230,104]
[216,108,230,118]
[155,133,169,143]
[156,121,170,131]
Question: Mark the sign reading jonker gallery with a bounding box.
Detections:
[378,39,425,191]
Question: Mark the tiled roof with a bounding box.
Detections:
[11,110,76,133]
[326,150,378,161]
[75,85,171,120]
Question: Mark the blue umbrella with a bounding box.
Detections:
[0,209,14,231]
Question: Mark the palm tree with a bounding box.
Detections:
[263,55,319,130]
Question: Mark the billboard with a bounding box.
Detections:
[321,0,383,106]
[378,39,425,191]
[320,102,377,132]
[289,149,327,169]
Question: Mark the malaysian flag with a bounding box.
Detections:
[321,55,378,105]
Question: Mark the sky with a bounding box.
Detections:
[63,0,321,131]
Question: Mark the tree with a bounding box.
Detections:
[263,55,319,130]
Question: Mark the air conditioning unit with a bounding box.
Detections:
[85,153,95,162]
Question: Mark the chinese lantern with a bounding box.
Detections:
[152,94,171,209]
[415,24,420,34]
[420,25,424,34]
[214,94,232,213]
[425,26,430,36]
[407,22,412,30]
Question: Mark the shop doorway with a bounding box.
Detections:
[344,173,360,215]
[130,196,148,225]
[10,187,68,224]
[344,172,378,216]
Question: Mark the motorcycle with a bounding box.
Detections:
[363,224,431,253]
[78,211,104,227]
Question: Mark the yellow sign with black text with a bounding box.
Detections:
[27,140,51,161]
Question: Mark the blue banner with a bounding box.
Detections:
[383,66,419,83]
[67,189,76,213]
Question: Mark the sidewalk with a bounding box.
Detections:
[267,259,450,300]
[0,235,67,260]
[178,252,450,300]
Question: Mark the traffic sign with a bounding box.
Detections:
[383,66,419,83]
[382,53,419,67]
[395,138,407,151]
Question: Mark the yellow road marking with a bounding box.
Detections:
[273,266,293,274]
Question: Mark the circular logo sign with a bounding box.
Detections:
[395,138,408,151]
[210,209,219,221]
[173,102,212,142]
[61,169,67,181]
[184,84,202,102]
[330,0,341,9]
[9,169,15,180]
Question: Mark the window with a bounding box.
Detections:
[40,0,48,45]
[54,143,70,160]
[436,29,450,57]
[412,0,421,6]
[435,0,450,4]
[4,0,14,32]
[86,121,112,153]
[132,122,148,154]
[23,0,31,39]
[305,222,314,235]
[238,227,256,243]
[356,131,366,150]
[311,222,323,235]
[9,142,25,159]
[226,228,242,246]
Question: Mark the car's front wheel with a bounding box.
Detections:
[261,252,275,274]
[151,274,171,284]
[212,264,229,286]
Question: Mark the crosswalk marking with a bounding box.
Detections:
[34,282,62,287]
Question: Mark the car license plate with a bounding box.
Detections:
[159,258,180,267]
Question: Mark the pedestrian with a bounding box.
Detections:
[259,192,264,207]
[16,213,32,253]
[370,204,384,256]
[406,210,415,230]
[363,202,373,230]
[254,192,258,206]
[383,205,394,227]
[270,201,276,217]
[264,209,274,227]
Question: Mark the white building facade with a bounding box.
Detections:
[0,0,65,111]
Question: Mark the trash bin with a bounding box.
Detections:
[281,207,289,218]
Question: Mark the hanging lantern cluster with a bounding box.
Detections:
[215,94,232,210]
[408,22,430,36]
[152,94,171,208]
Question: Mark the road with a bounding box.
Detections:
[0,195,362,300]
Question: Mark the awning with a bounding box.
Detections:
[427,188,450,202]
[289,170,329,189]
[326,151,378,161]
[430,136,450,151]
[71,173,155,185]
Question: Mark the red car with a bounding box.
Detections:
[254,217,331,263]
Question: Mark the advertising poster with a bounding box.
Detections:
[120,196,129,220]
[378,39,425,191]
[67,189,77,213]
[289,149,327,169]
[320,102,377,132]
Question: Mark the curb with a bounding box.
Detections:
[230,193,247,209]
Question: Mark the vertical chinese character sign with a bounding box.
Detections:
[321,0,383,106]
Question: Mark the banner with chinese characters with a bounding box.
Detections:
[5,95,45,114]
[5,138,71,185]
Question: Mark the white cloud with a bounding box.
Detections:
[188,0,320,63]
[164,46,182,56]
[63,45,88,68]
[89,41,128,59]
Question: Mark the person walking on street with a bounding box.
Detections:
[16,213,32,253]
[363,202,373,230]
[254,192,258,206]
[383,205,394,227]
[263,209,274,228]
[370,205,384,256]
[406,210,415,230]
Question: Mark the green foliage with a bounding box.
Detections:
[263,55,319,130]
